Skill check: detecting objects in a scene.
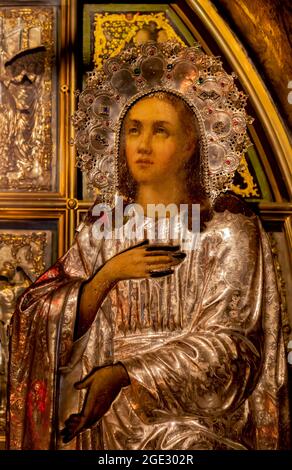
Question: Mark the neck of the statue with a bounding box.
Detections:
[136,180,191,213]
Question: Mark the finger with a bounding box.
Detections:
[63,413,84,431]
[64,424,78,437]
[146,255,173,265]
[61,422,78,440]
[156,255,186,266]
[62,417,85,443]
[62,426,79,444]
[146,253,186,266]
[172,252,187,260]
[64,414,81,426]
[148,264,173,271]
[61,428,72,442]
[60,427,67,436]
[150,269,174,278]
[62,434,73,444]
[116,239,149,256]
[145,244,180,252]
[148,259,183,270]
[62,423,78,439]
[74,375,93,389]
[135,239,149,248]
[144,250,180,257]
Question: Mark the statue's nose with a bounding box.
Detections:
[137,131,152,154]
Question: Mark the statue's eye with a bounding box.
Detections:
[155,126,168,136]
[127,126,139,135]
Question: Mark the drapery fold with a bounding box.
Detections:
[7,210,290,450]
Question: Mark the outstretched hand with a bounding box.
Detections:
[61,363,130,443]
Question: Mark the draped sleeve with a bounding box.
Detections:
[121,212,266,422]
[7,217,104,450]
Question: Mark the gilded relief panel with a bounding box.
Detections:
[0,7,56,192]
[0,228,52,433]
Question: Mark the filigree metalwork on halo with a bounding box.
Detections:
[74,41,253,204]
[0,7,55,192]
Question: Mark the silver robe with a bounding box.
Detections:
[8,210,290,449]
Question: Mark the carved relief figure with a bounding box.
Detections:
[0,264,31,431]
[0,11,54,191]
[0,230,47,432]
[7,42,290,450]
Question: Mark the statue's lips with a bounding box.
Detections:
[135,159,154,165]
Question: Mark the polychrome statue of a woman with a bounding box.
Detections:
[7,42,290,450]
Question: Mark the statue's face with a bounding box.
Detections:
[124,96,194,186]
